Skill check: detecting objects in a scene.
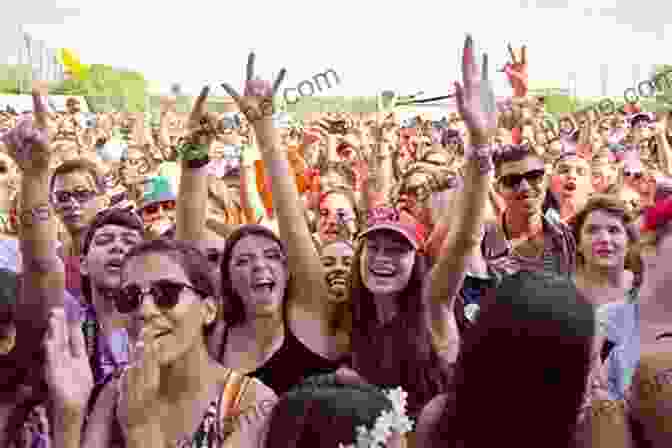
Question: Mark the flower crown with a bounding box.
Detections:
[338,387,414,448]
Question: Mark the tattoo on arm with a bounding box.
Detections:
[19,203,52,228]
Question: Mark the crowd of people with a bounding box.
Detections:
[0,35,670,447]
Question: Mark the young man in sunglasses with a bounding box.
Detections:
[50,159,111,302]
[482,145,576,278]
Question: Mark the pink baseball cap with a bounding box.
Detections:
[359,207,425,250]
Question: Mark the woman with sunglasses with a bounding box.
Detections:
[46,239,275,448]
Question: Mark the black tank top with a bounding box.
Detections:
[218,319,345,396]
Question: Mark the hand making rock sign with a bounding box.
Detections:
[221,52,287,149]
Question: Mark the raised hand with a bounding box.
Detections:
[116,326,161,433]
[43,308,93,417]
[454,35,497,145]
[185,86,218,147]
[1,86,52,173]
[221,53,287,148]
[503,43,528,97]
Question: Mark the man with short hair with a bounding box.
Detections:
[51,159,110,256]
[79,208,144,383]
[483,145,576,279]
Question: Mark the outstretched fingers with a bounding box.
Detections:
[507,43,517,65]
[221,83,242,105]
[272,68,287,96]
[32,89,48,129]
[246,52,256,83]
[189,86,210,123]
[462,35,476,90]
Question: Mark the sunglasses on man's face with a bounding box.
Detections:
[115,279,209,314]
[623,171,643,180]
[53,189,98,205]
[142,200,176,215]
[499,169,546,190]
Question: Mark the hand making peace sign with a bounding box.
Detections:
[503,43,528,98]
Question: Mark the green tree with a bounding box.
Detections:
[652,64,672,111]
[543,94,579,114]
[0,64,34,94]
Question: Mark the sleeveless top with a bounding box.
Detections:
[100,367,255,448]
[217,317,343,397]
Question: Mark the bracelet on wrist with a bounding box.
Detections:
[466,143,494,174]
[176,141,210,168]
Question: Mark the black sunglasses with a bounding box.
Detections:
[53,189,98,205]
[623,171,643,180]
[499,169,546,189]
[115,279,209,314]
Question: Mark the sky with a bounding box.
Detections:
[2,0,671,101]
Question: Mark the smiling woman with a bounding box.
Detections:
[79,238,276,448]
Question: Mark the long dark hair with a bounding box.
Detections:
[348,236,449,416]
[265,373,394,448]
[429,271,594,448]
[218,225,290,328]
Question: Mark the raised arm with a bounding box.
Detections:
[424,35,496,362]
[175,87,214,246]
[3,88,66,363]
[221,54,329,314]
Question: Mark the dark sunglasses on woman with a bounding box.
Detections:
[115,279,210,314]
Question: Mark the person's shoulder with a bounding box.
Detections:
[629,348,672,443]
[415,393,451,447]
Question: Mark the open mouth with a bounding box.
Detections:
[105,259,123,273]
[369,266,396,278]
[564,183,576,191]
[327,274,348,289]
[252,280,276,294]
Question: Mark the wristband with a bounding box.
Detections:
[465,143,494,174]
[176,141,210,168]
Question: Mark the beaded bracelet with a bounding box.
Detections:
[466,143,494,174]
[175,141,210,168]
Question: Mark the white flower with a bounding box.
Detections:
[337,386,415,448]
